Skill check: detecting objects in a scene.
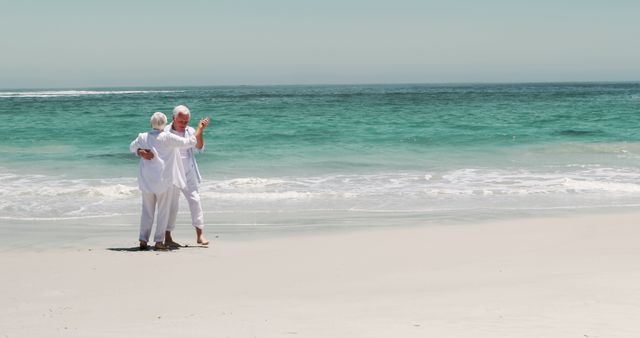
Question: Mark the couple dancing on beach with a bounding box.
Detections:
[130,105,211,250]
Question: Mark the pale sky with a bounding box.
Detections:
[1,0,639,88]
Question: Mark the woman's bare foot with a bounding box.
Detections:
[196,228,209,246]
[139,241,149,250]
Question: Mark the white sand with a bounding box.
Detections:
[1,212,640,337]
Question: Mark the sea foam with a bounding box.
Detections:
[2,166,640,221]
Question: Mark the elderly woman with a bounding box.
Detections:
[129,112,204,250]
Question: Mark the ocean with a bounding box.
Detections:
[1,83,640,245]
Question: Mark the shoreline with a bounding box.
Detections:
[0,205,638,248]
[2,205,640,252]
[1,211,640,337]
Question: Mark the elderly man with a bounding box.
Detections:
[163,105,210,246]
[130,112,204,250]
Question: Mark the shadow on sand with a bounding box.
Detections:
[106,245,208,252]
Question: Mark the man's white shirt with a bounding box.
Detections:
[165,124,203,184]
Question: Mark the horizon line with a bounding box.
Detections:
[1,80,639,91]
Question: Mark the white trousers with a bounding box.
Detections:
[167,168,204,231]
[139,186,178,243]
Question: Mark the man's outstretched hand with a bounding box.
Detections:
[198,117,211,129]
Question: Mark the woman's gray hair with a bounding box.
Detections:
[150,112,168,130]
[172,105,191,118]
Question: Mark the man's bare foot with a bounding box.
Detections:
[154,242,168,251]
[164,231,181,248]
[196,228,210,246]
[139,241,149,250]
[165,240,182,248]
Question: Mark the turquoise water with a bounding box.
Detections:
[1,83,640,230]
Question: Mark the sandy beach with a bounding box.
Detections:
[3,0,639,335]
[1,212,639,338]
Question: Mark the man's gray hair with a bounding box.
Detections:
[150,112,168,130]
[172,105,191,118]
